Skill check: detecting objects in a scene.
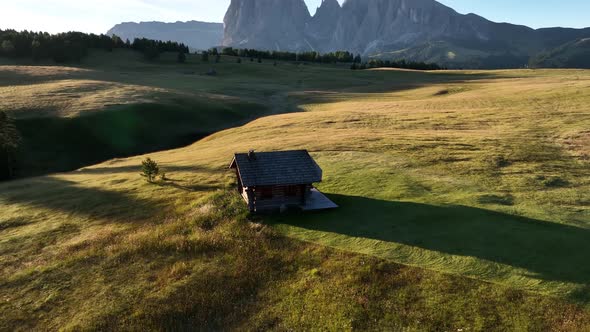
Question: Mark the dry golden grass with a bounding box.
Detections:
[1,60,589,329]
[0,79,168,118]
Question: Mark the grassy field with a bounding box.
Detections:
[1,51,589,330]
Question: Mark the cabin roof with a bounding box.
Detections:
[230,150,322,187]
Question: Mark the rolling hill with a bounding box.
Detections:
[1,53,590,330]
[530,38,590,69]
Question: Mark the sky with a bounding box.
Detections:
[0,0,588,34]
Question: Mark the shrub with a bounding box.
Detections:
[541,176,569,188]
[236,58,242,64]
[477,194,515,206]
[490,155,511,168]
[141,158,159,182]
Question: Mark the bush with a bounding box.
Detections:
[490,155,511,168]
[541,176,569,188]
[478,194,515,206]
[141,158,159,182]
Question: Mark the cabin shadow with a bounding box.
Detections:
[272,194,590,302]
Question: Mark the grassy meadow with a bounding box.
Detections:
[1,50,590,330]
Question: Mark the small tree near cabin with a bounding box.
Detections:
[141,158,159,182]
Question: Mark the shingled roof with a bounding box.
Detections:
[230,150,322,187]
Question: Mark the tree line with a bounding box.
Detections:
[217,47,362,64]
[0,29,189,62]
[353,59,444,71]
[214,47,443,70]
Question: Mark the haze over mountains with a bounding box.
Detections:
[107,0,590,68]
[107,21,223,51]
[223,0,590,68]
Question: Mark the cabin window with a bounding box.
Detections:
[285,185,298,197]
[259,187,273,200]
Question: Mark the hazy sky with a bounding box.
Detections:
[1,0,588,34]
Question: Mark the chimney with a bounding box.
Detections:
[248,150,256,161]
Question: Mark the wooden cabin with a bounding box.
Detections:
[229,150,338,213]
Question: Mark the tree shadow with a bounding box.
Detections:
[75,164,217,175]
[158,181,220,192]
[272,194,590,302]
[0,177,157,222]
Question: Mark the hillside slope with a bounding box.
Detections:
[0,49,277,177]
[530,38,590,68]
[1,63,590,329]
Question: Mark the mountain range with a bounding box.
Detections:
[223,0,590,68]
[106,21,223,51]
[106,0,590,69]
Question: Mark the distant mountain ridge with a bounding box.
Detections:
[107,21,223,51]
[223,0,590,68]
[530,38,590,69]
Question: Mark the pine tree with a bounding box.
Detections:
[140,158,159,183]
[0,111,21,179]
[1,40,15,57]
[177,51,186,63]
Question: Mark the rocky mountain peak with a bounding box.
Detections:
[223,0,311,51]
[222,0,590,68]
[315,0,341,16]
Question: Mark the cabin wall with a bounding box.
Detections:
[249,184,312,212]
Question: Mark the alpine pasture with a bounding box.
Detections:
[1,51,589,330]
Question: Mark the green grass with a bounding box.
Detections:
[2,189,589,331]
[272,195,590,301]
[1,51,590,329]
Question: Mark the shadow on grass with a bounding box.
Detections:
[273,194,590,302]
[299,70,511,102]
[158,181,220,192]
[12,99,265,180]
[75,165,218,175]
[0,177,157,221]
